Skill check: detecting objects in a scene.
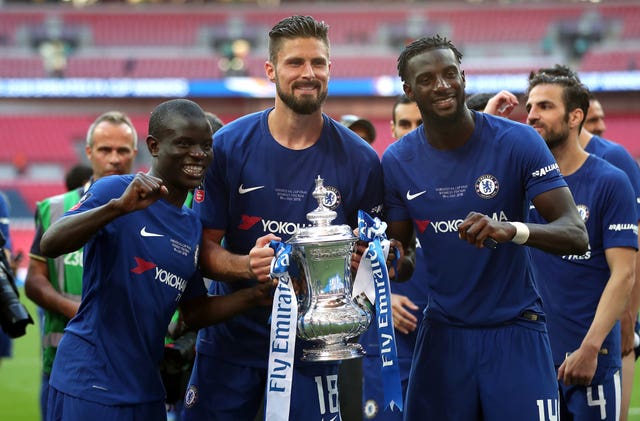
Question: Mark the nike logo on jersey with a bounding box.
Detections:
[140,226,164,237]
[238,184,265,194]
[406,190,426,200]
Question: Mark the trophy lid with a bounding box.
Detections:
[288,175,356,245]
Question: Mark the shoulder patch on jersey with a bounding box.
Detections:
[475,174,499,199]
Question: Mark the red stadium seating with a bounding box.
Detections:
[580,49,640,71]
[0,2,639,78]
[61,12,227,47]
[0,57,47,78]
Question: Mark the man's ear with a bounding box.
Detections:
[403,83,413,100]
[265,61,276,82]
[146,135,159,157]
[569,108,585,130]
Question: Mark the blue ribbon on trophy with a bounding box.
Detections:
[354,210,403,412]
[265,240,298,421]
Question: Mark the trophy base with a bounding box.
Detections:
[301,342,366,362]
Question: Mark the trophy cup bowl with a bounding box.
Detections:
[287,176,373,361]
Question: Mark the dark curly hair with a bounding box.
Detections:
[397,35,463,83]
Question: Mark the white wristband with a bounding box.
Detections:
[508,221,530,245]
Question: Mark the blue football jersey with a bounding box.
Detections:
[382,111,567,326]
[585,134,640,221]
[193,109,384,367]
[49,175,206,405]
[529,155,638,368]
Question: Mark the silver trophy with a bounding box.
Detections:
[288,175,373,361]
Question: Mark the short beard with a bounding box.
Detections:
[543,118,570,151]
[276,82,327,115]
[545,134,566,151]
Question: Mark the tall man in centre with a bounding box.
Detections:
[182,15,384,421]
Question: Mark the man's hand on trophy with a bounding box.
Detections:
[350,239,369,277]
[387,238,404,280]
[249,234,281,282]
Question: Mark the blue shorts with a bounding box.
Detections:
[362,355,409,420]
[404,318,558,421]
[46,386,166,421]
[559,367,621,421]
[182,352,341,421]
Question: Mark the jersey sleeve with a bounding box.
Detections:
[600,167,639,250]
[513,124,567,201]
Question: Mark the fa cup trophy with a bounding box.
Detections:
[288,175,373,361]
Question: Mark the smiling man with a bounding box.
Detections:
[381,35,588,420]
[38,99,269,421]
[182,15,383,421]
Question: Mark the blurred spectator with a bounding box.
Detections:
[39,39,68,78]
[12,152,27,177]
[64,164,93,191]
[340,114,377,144]
[218,38,251,77]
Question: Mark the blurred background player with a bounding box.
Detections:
[584,94,607,137]
[340,114,377,144]
[64,164,93,192]
[390,94,422,140]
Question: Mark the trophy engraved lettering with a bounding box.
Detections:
[288,175,373,361]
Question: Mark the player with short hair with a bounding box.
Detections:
[383,34,588,420]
